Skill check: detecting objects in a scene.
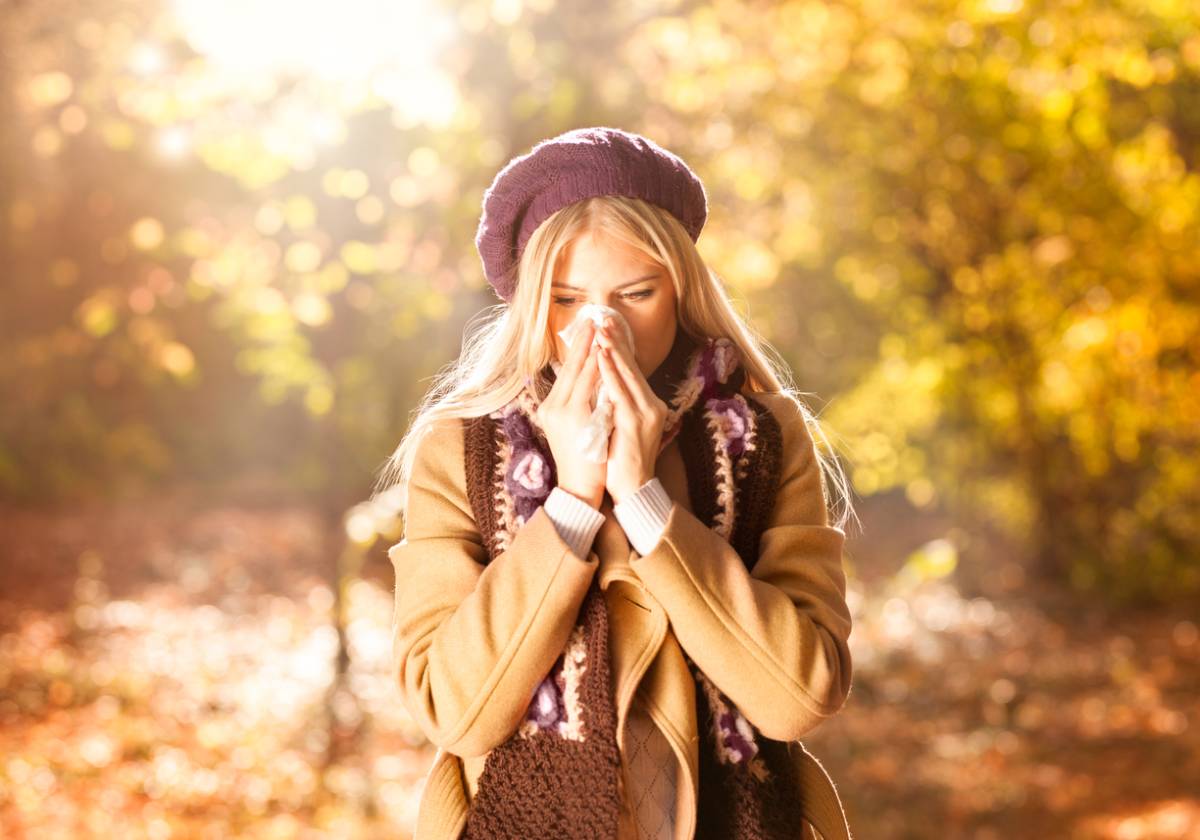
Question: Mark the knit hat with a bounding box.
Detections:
[474,126,709,303]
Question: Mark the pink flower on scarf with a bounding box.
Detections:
[527,674,563,728]
[707,396,752,456]
[511,450,549,493]
[711,339,739,383]
[717,709,760,763]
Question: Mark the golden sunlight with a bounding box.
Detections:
[162,0,461,144]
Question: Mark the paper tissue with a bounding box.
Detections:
[549,303,637,463]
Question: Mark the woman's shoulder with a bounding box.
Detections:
[411,410,509,497]
[741,389,811,439]
[404,414,476,508]
[742,389,833,525]
[400,413,483,545]
[741,389,823,479]
[412,414,467,463]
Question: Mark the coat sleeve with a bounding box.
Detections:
[628,392,853,742]
[387,417,600,758]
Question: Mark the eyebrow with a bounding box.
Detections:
[551,272,660,292]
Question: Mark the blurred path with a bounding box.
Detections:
[0,491,1197,838]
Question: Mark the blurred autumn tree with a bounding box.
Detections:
[1,0,1197,604]
[627,0,1200,604]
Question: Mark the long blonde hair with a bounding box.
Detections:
[371,195,859,535]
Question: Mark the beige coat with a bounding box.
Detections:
[388,391,854,840]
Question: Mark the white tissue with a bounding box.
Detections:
[549,304,636,463]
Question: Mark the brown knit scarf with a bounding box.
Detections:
[458,328,811,839]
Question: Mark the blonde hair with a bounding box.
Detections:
[371,195,859,535]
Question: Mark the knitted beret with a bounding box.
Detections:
[474,126,708,303]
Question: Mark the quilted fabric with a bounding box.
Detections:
[623,698,678,840]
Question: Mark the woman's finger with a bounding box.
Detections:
[564,320,595,372]
[596,324,655,413]
[598,346,636,419]
[568,344,601,412]
[553,320,595,405]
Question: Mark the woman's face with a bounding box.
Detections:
[548,230,678,377]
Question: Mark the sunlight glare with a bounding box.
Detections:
[156,125,192,159]
[129,42,168,76]
[168,0,460,127]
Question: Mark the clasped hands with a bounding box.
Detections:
[539,314,670,510]
[593,316,670,506]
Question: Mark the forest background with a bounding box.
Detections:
[1,0,1197,837]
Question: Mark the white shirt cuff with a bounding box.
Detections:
[611,477,672,556]
[543,486,606,561]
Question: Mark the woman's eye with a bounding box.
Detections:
[552,290,651,306]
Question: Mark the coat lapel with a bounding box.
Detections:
[592,496,670,755]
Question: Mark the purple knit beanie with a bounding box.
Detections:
[474,126,708,303]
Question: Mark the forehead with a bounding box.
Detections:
[553,231,660,289]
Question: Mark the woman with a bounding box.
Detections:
[375,127,857,840]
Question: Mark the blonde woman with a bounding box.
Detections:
[375,126,857,840]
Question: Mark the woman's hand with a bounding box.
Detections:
[537,320,607,509]
[594,316,669,505]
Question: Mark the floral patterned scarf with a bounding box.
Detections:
[458,328,812,839]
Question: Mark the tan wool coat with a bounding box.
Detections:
[388,390,854,840]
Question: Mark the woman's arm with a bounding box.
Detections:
[388,417,599,758]
[620,392,853,742]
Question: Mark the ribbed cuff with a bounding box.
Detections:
[612,477,672,556]
[543,486,606,561]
